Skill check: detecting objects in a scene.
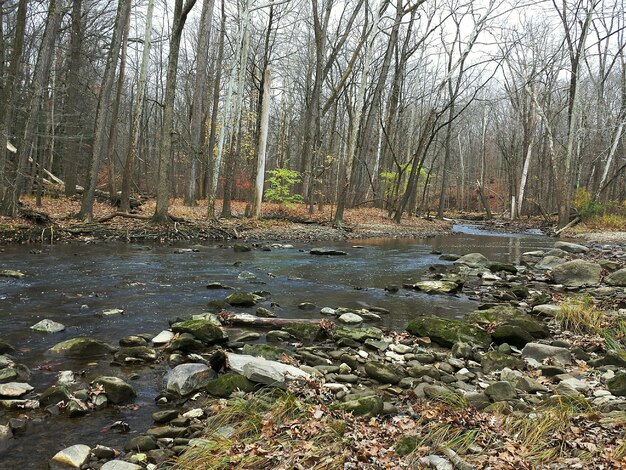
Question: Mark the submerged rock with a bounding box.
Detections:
[551,260,602,287]
[30,319,65,333]
[0,269,24,279]
[0,340,15,355]
[310,248,347,256]
[49,337,115,357]
[407,316,491,349]
[225,291,263,307]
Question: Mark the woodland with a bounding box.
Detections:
[0,0,624,231]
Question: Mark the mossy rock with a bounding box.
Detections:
[207,299,230,312]
[334,326,383,343]
[406,316,491,349]
[481,351,524,373]
[93,376,136,404]
[205,372,256,398]
[242,344,292,361]
[607,373,626,396]
[282,323,324,343]
[39,385,71,406]
[332,395,383,417]
[491,324,535,348]
[225,291,263,307]
[0,340,14,355]
[49,337,116,357]
[466,305,548,342]
[588,351,626,368]
[171,319,227,345]
[489,262,518,274]
[395,435,419,456]
[114,346,158,363]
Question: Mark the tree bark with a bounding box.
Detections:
[252,66,272,218]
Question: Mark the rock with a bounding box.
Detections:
[171,319,226,345]
[242,343,290,361]
[114,346,157,363]
[226,353,309,387]
[533,304,561,317]
[522,343,572,366]
[423,385,453,400]
[49,444,91,469]
[282,323,324,343]
[489,262,518,274]
[125,435,157,452]
[451,342,473,359]
[407,316,491,349]
[0,340,14,355]
[205,372,256,397]
[606,268,626,287]
[100,461,144,470]
[152,330,175,345]
[147,426,187,439]
[266,330,291,342]
[0,424,12,451]
[93,377,136,404]
[364,361,404,384]
[409,280,461,294]
[454,253,490,268]
[338,312,363,324]
[225,291,263,307]
[49,337,115,356]
[0,382,33,397]
[167,364,216,396]
[30,319,65,333]
[551,260,602,287]
[554,241,589,253]
[206,282,233,290]
[320,307,337,316]
[607,373,626,396]
[0,269,24,279]
[256,307,276,318]
[588,351,626,368]
[485,381,517,401]
[481,351,524,374]
[334,395,383,417]
[298,302,317,310]
[535,256,567,270]
[334,326,383,343]
[310,248,347,256]
[40,385,71,406]
[233,244,252,252]
[466,305,548,346]
[152,409,179,423]
[238,271,257,280]
[491,325,535,348]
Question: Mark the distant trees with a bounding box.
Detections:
[0,0,624,227]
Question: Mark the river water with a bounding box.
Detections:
[0,224,554,468]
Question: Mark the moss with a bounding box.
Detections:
[407,316,491,349]
[224,291,262,307]
[333,326,383,343]
[49,337,115,356]
[242,344,291,361]
[282,323,324,343]
[205,372,256,398]
[481,351,524,373]
[171,319,226,345]
[395,435,419,456]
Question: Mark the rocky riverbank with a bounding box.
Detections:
[1,239,626,468]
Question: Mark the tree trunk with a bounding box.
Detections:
[79,0,132,221]
[252,66,271,218]
[153,0,198,223]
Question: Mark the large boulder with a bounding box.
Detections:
[0,382,33,398]
[454,253,490,268]
[522,343,572,366]
[407,316,491,349]
[465,305,548,347]
[93,376,136,404]
[606,268,626,287]
[226,353,309,388]
[49,337,115,357]
[551,260,601,287]
[171,319,226,345]
[554,241,589,254]
[49,444,91,469]
[536,256,567,270]
[364,361,404,384]
[166,363,216,396]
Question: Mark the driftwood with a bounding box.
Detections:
[96,212,152,223]
[554,216,581,236]
[218,311,323,328]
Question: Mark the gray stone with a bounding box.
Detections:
[554,241,589,253]
[454,253,490,268]
[167,363,216,396]
[100,461,144,470]
[49,444,91,469]
[30,319,65,333]
[0,269,24,279]
[409,280,461,294]
[125,435,157,452]
[338,313,363,324]
[171,319,226,345]
[607,373,626,396]
[536,256,567,270]
[310,248,347,256]
[522,342,572,366]
[152,330,175,345]
[551,260,602,287]
[334,326,383,343]
[93,376,136,404]
[0,382,33,397]
[606,268,626,287]
[364,361,404,384]
[485,381,517,401]
[407,316,491,349]
[256,307,276,318]
[226,353,309,387]
[533,304,561,317]
[225,291,263,307]
[334,395,383,417]
[0,424,11,451]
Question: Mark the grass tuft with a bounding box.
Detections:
[556,295,603,334]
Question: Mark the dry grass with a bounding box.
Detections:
[556,295,604,334]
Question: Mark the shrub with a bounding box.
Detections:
[264,168,304,206]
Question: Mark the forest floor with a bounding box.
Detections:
[0,196,452,244]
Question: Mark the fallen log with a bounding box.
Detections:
[96,212,152,223]
[218,311,324,328]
